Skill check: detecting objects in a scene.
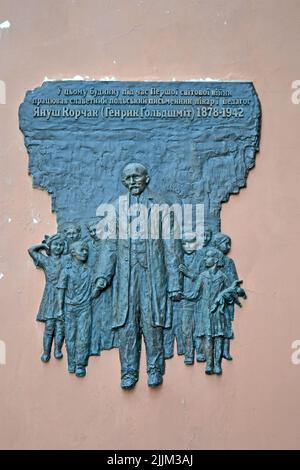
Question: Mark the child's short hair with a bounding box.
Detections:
[62,222,81,234]
[69,240,88,254]
[206,247,222,262]
[212,232,231,248]
[43,233,66,255]
[182,231,197,242]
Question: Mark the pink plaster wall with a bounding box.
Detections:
[0,0,300,450]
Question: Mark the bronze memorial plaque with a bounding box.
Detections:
[19,80,261,388]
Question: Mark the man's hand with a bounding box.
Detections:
[169,290,182,301]
[96,277,108,289]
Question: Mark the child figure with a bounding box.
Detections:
[212,232,239,361]
[57,241,93,378]
[184,248,232,375]
[86,219,101,356]
[86,219,101,269]
[62,222,81,244]
[179,232,203,365]
[28,234,66,362]
[86,219,118,355]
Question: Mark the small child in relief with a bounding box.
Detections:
[184,248,231,375]
[184,247,245,375]
[28,233,66,362]
[57,241,94,378]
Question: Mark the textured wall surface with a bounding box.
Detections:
[0,0,300,450]
[19,80,260,230]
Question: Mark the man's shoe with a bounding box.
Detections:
[68,365,75,374]
[205,366,214,375]
[196,353,206,363]
[213,366,222,375]
[184,357,194,366]
[121,374,138,390]
[148,371,163,388]
[75,366,86,378]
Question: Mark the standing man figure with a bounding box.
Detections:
[94,162,181,389]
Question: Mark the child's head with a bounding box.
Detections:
[70,241,89,263]
[203,229,212,247]
[62,223,81,243]
[86,219,99,241]
[182,232,197,255]
[212,232,231,255]
[44,233,65,256]
[204,248,221,268]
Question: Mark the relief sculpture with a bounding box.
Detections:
[20,80,261,388]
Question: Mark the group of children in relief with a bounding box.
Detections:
[29,222,245,378]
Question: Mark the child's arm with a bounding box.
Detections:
[95,239,117,291]
[92,277,109,299]
[179,264,197,280]
[57,288,65,320]
[56,269,68,319]
[211,280,246,314]
[28,243,49,267]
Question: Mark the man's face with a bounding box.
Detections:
[72,243,89,262]
[65,226,81,242]
[122,165,149,196]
